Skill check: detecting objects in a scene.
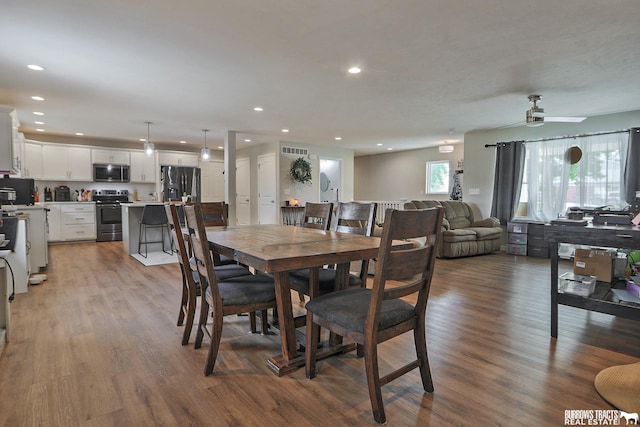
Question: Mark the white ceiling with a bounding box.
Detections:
[1,0,639,156]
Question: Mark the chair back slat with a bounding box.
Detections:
[198,202,228,226]
[165,204,188,268]
[184,204,220,306]
[302,202,333,230]
[367,207,444,328]
[334,202,377,236]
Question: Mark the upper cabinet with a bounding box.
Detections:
[23,140,43,179]
[42,144,92,181]
[130,151,156,183]
[158,150,199,167]
[91,148,130,165]
[0,106,22,174]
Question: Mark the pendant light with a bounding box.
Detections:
[144,121,154,156]
[200,128,210,161]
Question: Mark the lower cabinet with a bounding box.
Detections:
[47,203,96,242]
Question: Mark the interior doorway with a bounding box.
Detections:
[319,158,341,203]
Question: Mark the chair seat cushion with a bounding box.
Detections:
[217,254,237,265]
[289,268,363,295]
[467,227,502,240]
[205,273,276,306]
[305,288,414,333]
[214,264,252,281]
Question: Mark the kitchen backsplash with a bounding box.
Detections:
[33,180,156,202]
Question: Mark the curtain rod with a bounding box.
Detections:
[489,128,630,147]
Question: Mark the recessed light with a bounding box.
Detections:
[27,64,44,71]
[387,147,393,151]
[31,96,45,101]
[36,128,45,132]
[335,136,342,141]
[35,121,44,125]
[348,66,361,74]
[33,111,44,116]
[139,138,146,142]
[377,143,383,146]
[244,139,251,142]
[282,129,289,133]
[217,146,223,150]
[75,132,84,136]
[253,106,263,112]
[179,140,186,144]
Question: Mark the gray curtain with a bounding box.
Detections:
[624,128,640,204]
[490,141,525,224]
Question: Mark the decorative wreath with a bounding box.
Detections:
[290,157,312,184]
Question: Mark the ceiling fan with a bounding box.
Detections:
[525,94,587,127]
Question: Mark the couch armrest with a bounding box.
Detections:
[471,217,500,228]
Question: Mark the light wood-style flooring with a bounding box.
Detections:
[0,242,638,426]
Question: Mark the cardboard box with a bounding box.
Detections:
[573,248,615,282]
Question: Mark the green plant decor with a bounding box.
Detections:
[290,157,312,184]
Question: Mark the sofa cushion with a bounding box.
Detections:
[440,200,472,229]
[467,227,502,241]
[442,229,477,243]
[471,217,500,228]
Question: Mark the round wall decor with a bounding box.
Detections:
[290,157,312,184]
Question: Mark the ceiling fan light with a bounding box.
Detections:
[439,145,454,153]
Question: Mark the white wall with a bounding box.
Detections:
[237,140,355,224]
[464,109,640,217]
[354,144,464,203]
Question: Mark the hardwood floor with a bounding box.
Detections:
[1,242,638,426]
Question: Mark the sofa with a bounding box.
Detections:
[403,200,502,258]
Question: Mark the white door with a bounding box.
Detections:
[258,153,277,224]
[200,160,225,202]
[236,157,251,225]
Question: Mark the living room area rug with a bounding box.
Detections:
[130,251,178,266]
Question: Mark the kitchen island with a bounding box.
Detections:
[121,202,173,255]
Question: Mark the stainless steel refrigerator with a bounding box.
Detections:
[161,166,201,202]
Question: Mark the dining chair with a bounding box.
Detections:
[165,204,252,346]
[301,202,334,230]
[289,202,376,299]
[305,207,444,424]
[184,203,277,375]
[195,201,236,266]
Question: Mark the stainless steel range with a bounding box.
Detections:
[93,189,130,242]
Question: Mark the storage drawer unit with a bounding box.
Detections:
[48,202,96,242]
[507,221,528,255]
[527,222,549,258]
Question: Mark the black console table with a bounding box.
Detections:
[544,223,640,337]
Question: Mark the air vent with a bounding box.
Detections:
[281,146,308,156]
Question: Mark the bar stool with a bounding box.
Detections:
[138,204,172,258]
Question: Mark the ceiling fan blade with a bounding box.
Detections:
[545,116,587,123]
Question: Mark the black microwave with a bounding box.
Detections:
[93,164,130,182]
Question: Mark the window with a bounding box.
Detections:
[426,161,449,194]
[517,131,629,221]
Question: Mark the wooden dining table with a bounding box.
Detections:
[205,224,388,376]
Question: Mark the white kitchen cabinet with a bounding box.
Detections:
[23,140,43,179]
[91,148,130,165]
[0,106,21,174]
[158,150,199,167]
[46,204,62,241]
[130,151,157,183]
[47,202,96,242]
[42,145,92,181]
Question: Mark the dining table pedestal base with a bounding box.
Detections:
[267,342,357,377]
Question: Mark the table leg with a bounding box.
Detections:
[550,242,559,338]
